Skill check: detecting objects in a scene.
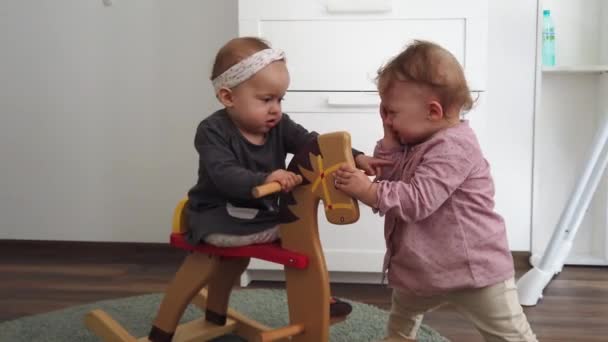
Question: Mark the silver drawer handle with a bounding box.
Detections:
[326,0,392,13]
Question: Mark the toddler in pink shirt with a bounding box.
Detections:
[335,41,537,342]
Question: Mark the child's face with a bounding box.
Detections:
[380,80,442,145]
[227,61,290,141]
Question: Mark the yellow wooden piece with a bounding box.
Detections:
[298,133,359,226]
[192,289,281,342]
[152,253,220,335]
[279,187,330,341]
[172,198,188,234]
[279,131,359,342]
[159,318,236,342]
[252,175,303,198]
[259,324,305,341]
[318,132,360,224]
[85,300,238,342]
[84,309,137,342]
[252,182,282,199]
[134,318,237,342]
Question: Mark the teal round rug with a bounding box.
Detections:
[0,289,448,342]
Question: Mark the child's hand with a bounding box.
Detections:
[334,164,378,207]
[380,104,401,148]
[354,154,394,177]
[265,170,301,192]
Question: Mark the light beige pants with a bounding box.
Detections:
[380,278,537,342]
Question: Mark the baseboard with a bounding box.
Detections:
[241,253,533,286]
[0,239,532,271]
[0,239,186,264]
[512,251,532,271]
[242,270,386,286]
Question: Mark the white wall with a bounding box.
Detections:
[0,0,536,250]
[482,1,537,250]
[0,0,237,242]
[603,2,608,63]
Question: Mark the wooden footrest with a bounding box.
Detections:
[167,317,237,342]
[259,324,305,341]
[85,309,137,342]
[85,309,238,342]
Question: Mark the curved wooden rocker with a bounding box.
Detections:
[85,132,360,342]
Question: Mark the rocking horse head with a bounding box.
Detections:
[280,132,360,225]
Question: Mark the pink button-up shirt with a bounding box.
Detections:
[374,121,514,296]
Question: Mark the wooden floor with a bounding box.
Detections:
[1,240,607,341]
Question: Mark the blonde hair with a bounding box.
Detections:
[377,40,474,116]
[211,37,271,80]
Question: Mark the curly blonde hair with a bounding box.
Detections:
[377,40,474,117]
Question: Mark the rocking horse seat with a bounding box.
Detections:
[169,233,309,269]
[169,198,309,269]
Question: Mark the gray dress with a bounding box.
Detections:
[185,109,317,245]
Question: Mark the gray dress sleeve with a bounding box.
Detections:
[281,114,318,155]
[281,114,363,157]
[195,123,268,201]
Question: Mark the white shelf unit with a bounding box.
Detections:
[532,0,608,266]
[542,65,608,74]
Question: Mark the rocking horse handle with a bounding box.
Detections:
[252,175,303,199]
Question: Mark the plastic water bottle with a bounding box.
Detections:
[542,9,556,66]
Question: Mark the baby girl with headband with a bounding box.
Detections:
[185,37,391,318]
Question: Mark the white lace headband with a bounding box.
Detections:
[212,48,286,93]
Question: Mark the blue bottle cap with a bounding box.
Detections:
[543,9,550,16]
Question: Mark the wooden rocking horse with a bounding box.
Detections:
[84,131,360,342]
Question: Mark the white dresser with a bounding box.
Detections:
[238,0,489,285]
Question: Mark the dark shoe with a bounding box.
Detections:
[329,296,352,317]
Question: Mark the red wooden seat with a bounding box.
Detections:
[170,233,309,269]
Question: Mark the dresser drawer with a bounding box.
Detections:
[239,0,488,91]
